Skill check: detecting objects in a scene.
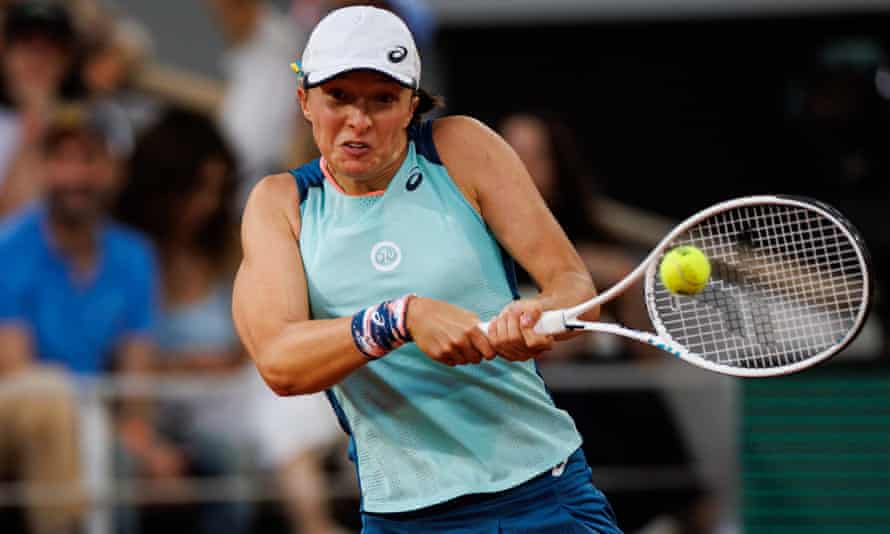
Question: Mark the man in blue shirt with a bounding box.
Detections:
[0,104,158,534]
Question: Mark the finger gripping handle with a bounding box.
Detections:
[477,309,567,335]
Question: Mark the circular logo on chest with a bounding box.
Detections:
[370,241,402,272]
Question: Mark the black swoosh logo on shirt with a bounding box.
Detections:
[406,169,423,191]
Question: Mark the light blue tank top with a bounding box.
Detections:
[292,120,582,513]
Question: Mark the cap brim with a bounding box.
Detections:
[305,65,416,89]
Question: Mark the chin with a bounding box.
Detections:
[53,206,100,227]
[337,160,376,179]
[49,196,104,226]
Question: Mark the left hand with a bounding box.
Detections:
[485,299,553,361]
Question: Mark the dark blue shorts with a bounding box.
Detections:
[361,448,622,533]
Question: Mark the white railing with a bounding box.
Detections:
[0,360,737,533]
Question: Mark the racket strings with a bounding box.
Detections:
[650,204,866,369]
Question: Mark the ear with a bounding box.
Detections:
[405,93,420,128]
[297,85,312,122]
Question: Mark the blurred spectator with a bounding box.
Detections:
[498,112,659,363]
[247,367,347,534]
[0,102,157,534]
[82,17,151,99]
[206,0,306,204]
[77,0,225,137]
[115,108,239,382]
[114,106,346,534]
[113,106,252,534]
[79,3,159,138]
[206,3,356,528]
[0,0,82,218]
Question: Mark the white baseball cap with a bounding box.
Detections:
[291,6,421,90]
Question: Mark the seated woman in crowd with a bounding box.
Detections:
[498,111,658,363]
[113,106,251,533]
[114,106,345,534]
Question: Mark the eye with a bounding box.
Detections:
[327,88,348,101]
[376,93,398,104]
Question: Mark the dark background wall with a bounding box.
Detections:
[438,13,890,336]
[437,13,890,222]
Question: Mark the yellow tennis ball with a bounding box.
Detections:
[659,245,711,295]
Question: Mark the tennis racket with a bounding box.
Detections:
[481,195,872,378]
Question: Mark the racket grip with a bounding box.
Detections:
[477,310,567,335]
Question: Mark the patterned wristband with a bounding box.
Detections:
[351,294,415,360]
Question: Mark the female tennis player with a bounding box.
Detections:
[232,6,622,533]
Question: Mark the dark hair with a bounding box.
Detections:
[413,87,443,124]
[500,111,601,243]
[3,1,77,46]
[0,2,84,108]
[114,107,238,265]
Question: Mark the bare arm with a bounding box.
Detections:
[436,116,597,315]
[115,337,188,478]
[113,337,157,421]
[0,139,42,219]
[435,117,598,357]
[232,174,368,396]
[0,103,53,218]
[0,325,32,375]
[117,336,155,374]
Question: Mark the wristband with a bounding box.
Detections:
[351,294,415,360]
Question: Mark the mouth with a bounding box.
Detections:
[341,141,371,157]
[60,190,101,208]
[48,189,104,222]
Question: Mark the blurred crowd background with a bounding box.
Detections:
[0,1,888,533]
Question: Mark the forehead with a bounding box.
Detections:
[6,31,69,50]
[46,130,109,156]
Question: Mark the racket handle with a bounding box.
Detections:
[477,310,567,335]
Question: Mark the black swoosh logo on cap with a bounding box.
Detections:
[388,46,407,63]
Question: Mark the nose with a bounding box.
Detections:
[346,101,372,133]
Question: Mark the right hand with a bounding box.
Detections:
[406,296,496,366]
[117,416,187,478]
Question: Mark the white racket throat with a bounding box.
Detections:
[536,310,569,334]
[478,309,571,335]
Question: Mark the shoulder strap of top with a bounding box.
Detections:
[288,158,324,205]
[408,120,442,165]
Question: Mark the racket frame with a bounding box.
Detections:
[520,195,872,377]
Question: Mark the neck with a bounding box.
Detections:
[47,213,99,271]
[164,229,199,254]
